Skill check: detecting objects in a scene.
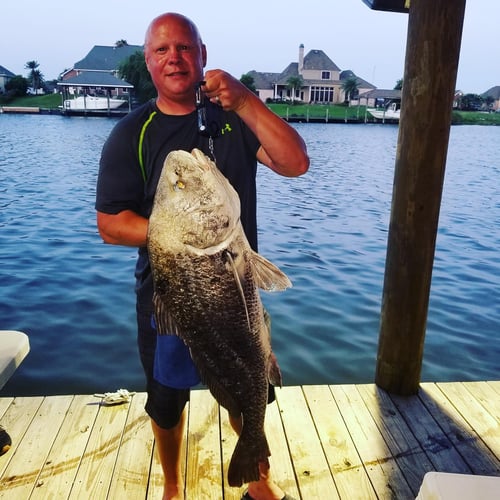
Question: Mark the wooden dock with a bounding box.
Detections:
[0,381,499,499]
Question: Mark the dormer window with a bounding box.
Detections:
[321,71,331,80]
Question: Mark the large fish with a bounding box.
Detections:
[147,148,291,487]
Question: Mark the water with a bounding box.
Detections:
[1,114,499,396]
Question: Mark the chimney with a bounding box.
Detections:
[299,44,304,74]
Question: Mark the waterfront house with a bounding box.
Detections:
[248,45,376,104]
[0,65,15,93]
[58,44,141,100]
[482,86,500,111]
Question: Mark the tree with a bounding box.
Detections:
[240,73,257,93]
[119,50,156,103]
[115,40,129,47]
[25,60,44,92]
[3,75,29,100]
[341,77,360,104]
[286,75,303,102]
[459,93,483,111]
[394,79,403,90]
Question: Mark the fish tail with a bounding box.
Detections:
[227,430,270,487]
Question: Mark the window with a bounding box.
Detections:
[321,71,331,80]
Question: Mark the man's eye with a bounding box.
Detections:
[179,45,190,51]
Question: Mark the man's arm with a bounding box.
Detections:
[96,210,148,247]
[202,70,309,177]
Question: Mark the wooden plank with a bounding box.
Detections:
[68,399,131,499]
[0,396,43,484]
[0,395,73,498]
[29,395,100,500]
[487,380,500,397]
[463,381,500,425]
[437,382,500,460]
[389,385,470,474]
[419,382,500,475]
[303,385,376,499]
[106,393,153,498]
[0,398,13,418]
[185,389,222,499]
[276,385,338,498]
[220,390,301,500]
[329,384,414,499]
[357,384,434,496]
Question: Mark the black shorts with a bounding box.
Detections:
[136,300,276,430]
[137,303,190,429]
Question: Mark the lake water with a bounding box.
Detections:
[1,114,499,396]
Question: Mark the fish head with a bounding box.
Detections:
[150,149,241,251]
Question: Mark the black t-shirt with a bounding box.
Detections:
[96,100,261,305]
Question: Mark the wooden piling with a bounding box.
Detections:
[375,0,467,394]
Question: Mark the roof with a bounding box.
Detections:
[340,70,376,89]
[482,86,500,99]
[58,72,133,88]
[360,88,402,99]
[0,65,16,78]
[74,44,143,71]
[303,49,340,71]
[246,70,280,90]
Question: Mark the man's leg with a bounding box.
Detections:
[228,414,285,500]
[152,408,187,500]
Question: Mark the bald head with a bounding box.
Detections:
[144,12,203,48]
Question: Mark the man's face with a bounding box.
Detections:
[144,16,207,105]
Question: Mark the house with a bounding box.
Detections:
[58,44,141,99]
[248,45,376,104]
[0,65,16,93]
[482,86,500,111]
[359,88,402,108]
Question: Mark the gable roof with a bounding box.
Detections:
[482,86,500,99]
[303,49,340,71]
[74,44,143,71]
[0,65,16,78]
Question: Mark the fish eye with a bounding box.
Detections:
[174,180,185,191]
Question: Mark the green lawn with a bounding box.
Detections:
[3,94,500,125]
[2,93,63,109]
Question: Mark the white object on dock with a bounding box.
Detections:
[0,330,30,390]
[93,388,136,405]
[416,471,500,500]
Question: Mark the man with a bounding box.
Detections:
[96,12,308,500]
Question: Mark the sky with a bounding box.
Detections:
[1,0,498,94]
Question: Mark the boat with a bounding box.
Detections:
[61,96,126,111]
[367,102,401,121]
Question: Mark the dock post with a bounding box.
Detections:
[375,0,466,395]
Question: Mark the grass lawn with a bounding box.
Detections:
[3,94,500,125]
[1,93,63,109]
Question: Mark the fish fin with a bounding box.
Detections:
[228,429,270,487]
[152,293,178,335]
[223,250,252,332]
[268,351,283,388]
[249,251,292,292]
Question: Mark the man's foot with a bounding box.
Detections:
[242,487,297,500]
[162,482,184,500]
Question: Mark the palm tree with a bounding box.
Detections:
[341,77,360,104]
[25,61,43,92]
[286,76,303,102]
